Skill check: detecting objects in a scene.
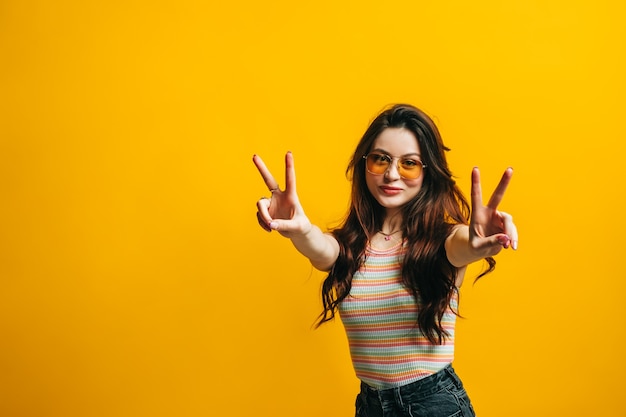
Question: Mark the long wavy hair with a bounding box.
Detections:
[317,104,495,344]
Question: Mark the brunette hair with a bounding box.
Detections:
[317,104,495,344]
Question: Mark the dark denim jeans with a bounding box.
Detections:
[355,365,476,417]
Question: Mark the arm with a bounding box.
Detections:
[287,226,340,271]
[253,152,340,271]
[445,167,518,268]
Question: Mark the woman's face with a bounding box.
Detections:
[365,127,424,216]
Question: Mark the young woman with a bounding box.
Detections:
[253,104,517,417]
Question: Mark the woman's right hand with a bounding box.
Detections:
[252,152,312,238]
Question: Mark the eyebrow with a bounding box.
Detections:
[371,148,422,158]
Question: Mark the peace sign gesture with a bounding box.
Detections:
[469,167,518,256]
[252,152,313,238]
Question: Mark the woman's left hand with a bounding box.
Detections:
[469,167,518,256]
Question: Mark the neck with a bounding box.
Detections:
[381,211,403,235]
[378,229,401,241]
[378,213,403,242]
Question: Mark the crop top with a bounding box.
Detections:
[338,240,457,389]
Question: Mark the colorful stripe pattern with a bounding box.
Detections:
[338,241,457,389]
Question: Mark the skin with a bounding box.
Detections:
[364,128,424,244]
[252,136,518,274]
[253,151,340,271]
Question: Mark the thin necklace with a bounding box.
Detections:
[378,229,402,241]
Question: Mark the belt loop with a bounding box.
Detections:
[394,386,404,408]
[360,381,368,400]
[444,365,461,388]
[374,386,383,405]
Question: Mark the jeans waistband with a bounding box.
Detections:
[360,364,458,401]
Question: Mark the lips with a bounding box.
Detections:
[380,186,403,195]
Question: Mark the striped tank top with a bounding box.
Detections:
[338,240,457,389]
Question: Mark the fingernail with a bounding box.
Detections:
[512,240,518,250]
[269,221,278,230]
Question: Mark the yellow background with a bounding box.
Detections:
[1,0,624,416]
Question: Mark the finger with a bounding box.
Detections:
[266,218,297,233]
[500,211,518,250]
[256,197,273,229]
[256,212,272,232]
[472,234,505,255]
[284,151,296,194]
[252,154,280,192]
[487,167,513,209]
[470,167,483,213]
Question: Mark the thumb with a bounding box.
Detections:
[480,233,511,250]
[494,233,512,249]
[269,217,310,236]
[269,219,296,233]
[473,233,510,254]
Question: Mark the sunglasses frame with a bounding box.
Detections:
[363,152,427,180]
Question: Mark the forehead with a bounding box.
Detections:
[372,127,420,155]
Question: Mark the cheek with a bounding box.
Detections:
[406,179,424,196]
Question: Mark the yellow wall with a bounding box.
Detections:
[1,1,624,416]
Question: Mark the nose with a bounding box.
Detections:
[384,160,401,180]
